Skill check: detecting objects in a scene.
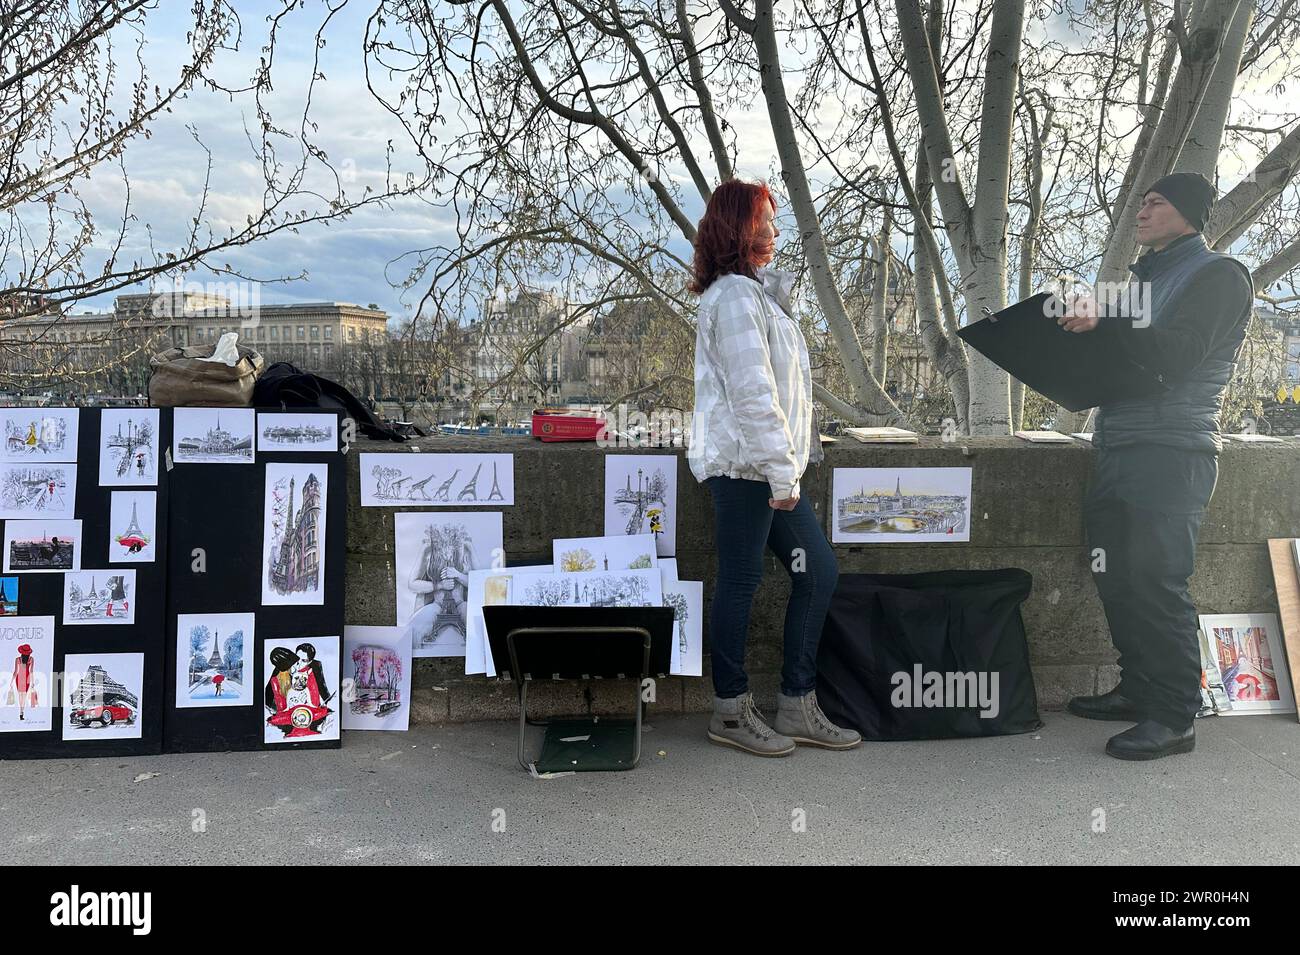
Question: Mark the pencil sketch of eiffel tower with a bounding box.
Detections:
[457,463,482,501]
[122,502,143,539]
[486,462,504,501]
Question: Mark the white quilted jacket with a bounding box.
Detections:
[687,266,821,500]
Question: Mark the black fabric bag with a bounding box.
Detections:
[816,569,1042,740]
[252,361,406,442]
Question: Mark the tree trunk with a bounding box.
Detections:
[866,218,891,389]
[1177,0,1256,179]
[751,0,905,424]
[1098,0,1243,284]
[895,0,1024,433]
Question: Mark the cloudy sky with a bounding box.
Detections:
[71,1,458,321]
[54,1,1286,324]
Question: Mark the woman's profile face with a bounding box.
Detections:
[755,204,779,266]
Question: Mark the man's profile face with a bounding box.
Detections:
[1135,191,1193,248]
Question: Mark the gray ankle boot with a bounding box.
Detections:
[708,692,796,757]
[774,690,862,749]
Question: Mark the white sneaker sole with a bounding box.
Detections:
[785,734,863,750]
[707,731,795,757]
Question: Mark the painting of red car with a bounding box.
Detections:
[69,701,136,727]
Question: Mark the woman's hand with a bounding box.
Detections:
[769,494,799,511]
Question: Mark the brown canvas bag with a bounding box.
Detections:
[148,342,265,406]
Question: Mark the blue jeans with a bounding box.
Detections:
[704,475,840,698]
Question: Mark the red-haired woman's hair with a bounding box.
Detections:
[688,179,777,295]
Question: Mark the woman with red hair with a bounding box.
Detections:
[687,178,858,757]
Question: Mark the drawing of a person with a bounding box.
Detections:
[265,644,332,737]
[265,646,296,727]
[406,525,472,648]
[10,644,36,720]
[212,674,224,697]
[105,575,127,617]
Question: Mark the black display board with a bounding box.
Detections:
[0,407,170,759]
[163,410,346,752]
[483,605,676,681]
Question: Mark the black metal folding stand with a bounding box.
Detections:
[482,605,676,773]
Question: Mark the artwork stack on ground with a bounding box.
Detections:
[365,449,703,679]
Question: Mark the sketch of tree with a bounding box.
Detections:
[560,548,597,572]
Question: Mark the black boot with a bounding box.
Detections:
[1105,720,1195,761]
[1067,686,1144,722]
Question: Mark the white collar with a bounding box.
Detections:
[757,266,796,316]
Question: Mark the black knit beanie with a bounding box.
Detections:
[1143,172,1215,232]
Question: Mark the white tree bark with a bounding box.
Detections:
[1206,123,1300,250]
[747,0,906,423]
[894,0,1024,433]
[1176,0,1256,179]
[866,217,891,388]
[1097,0,1243,283]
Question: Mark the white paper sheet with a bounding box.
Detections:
[257,412,338,452]
[262,462,327,606]
[0,616,55,732]
[2,519,82,573]
[0,462,76,520]
[831,467,973,543]
[466,564,555,676]
[175,612,255,708]
[173,408,256,464]
[99,409,160,485]
[109,490,157,564]
[553,533,658,572]
[342,626,413,731]
[62,652,144,741]
[604,453,677,556]
[394,511,503,658]
[1,408,79,462]
[1197,613,1296,715]
[361,452,514,506]
[62,570,136,626]
[263,636,340,743]
[664,579,703,677]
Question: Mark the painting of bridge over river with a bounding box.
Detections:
[831,467,972,544]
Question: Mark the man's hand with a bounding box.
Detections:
[769,494,799,511]
[1058,293,1100,333]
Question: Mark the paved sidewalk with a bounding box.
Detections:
[3,712,1298,865]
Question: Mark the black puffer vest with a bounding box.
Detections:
[1094,233,1252,453]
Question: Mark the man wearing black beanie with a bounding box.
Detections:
[1057,170,1254,760]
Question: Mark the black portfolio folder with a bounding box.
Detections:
[957,292,1169,411]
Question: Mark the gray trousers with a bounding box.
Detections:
[1083,444,1219,729]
